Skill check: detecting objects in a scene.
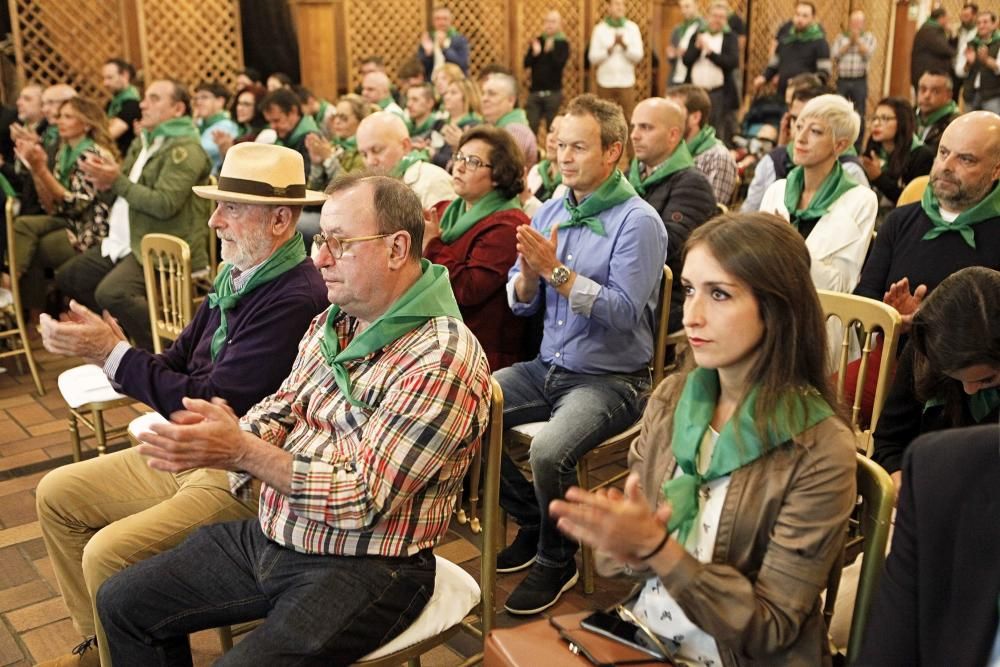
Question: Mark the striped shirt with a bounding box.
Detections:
[239,310,492,558]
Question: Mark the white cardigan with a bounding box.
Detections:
[759,180,878,293]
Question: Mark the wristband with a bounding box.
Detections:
[637,527,671,561]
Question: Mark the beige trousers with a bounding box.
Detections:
[35,448,258,666]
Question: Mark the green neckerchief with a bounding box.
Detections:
[444,27,458,38]
[439,190,520,244]
[390,148,430,177]
[707,22,731,35]
[627,141,695,197]
[107,85,140,118]
[781,22,824,44]
[970,30,1000,48]
[377,97,397,110]
[207,233,307,360]
[319,258,461,408]
[0,172,14,198]
[42,124,60,149]
[687,125,722,157]
[663,368,833,545]
[537,160,562,200]
[605,16,626,28]
[924,387,1000,423]
[144,116,200,142]
[334,135,358,152]
[783,161,858,228]
[55,137,95,188]
[495,108,529,128]
[277,114,320,148]
[875,135,924,167]
[407,114,436,137]
[550,169,636,237]
[917,101,957,130]
[923,17,942,30]
[921,179,1000,249]
[313,99,330,128]
[197,111,229,134]
[453,111,482,127]
[541,31,568,42]
[675,17,704,36]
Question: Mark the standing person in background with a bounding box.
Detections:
[911,8,956,92]
[681,2,740,147]
[831,10,876,149]
[754,2,831,99]
[952,4,980,102]
[666,0,703,88]
[418,5,470,79]
[524,10,570,136]
[588,0,644,146]
[960,10,1000,114]
[102,59,141,157]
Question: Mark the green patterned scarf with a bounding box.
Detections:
[277,114,320,148]
[495,108,529,128]
[687,125,722,157]
[107,85,140,118]
[549,169,636,237]
[781,22,824,44]
[536,160,562,201]
[783,161,858,229]
[921,179,1000,249]
[207,233,307,360]
[663,368,833,545]
[916,101,957,130]
[627,141,695,197]
[390,148,430,177]
[144,116,200,142]
[320,259,462,408]
[439,190,520,244]
[55,137,95,188]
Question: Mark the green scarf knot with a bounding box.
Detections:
[783,161,858,229]
[197,111,231,134]
[144,116,201,143]
[495,108,529,128]
[782,22,824,44]
[604,16,626,28]
[439,191,520,244]
[663,368,833,545]
[407,114,436,137]
[676,17,704,36]
[277,114,320,148]
[537,160,562,200]
[207,233,307,360]
[391,148,430,178]
[921,179,1000,249]
[686,125,722,158]
[107,85,140,118]
[55,138,95,189]
[548,169,636,237]
[334,135,358,152]
[972,387,1000,421]
[42,124,60,149]
[541,31,568,42]
[319,259,462,409]
[454,112,483,127]
[627,142,695,197]
[970,29,1000,48]
[916,101,957,130]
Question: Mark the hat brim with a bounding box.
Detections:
[192,185,327,206]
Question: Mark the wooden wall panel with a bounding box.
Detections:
[450,0,512,77]
[345,0,426,91]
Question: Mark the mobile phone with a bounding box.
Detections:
[580,610,671,660]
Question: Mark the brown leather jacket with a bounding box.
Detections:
[597,374,857,666]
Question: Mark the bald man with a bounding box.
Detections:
[356,111,454,209]
[481,73,539,166]
[856,112,1000,335]
[524,10,570,134]
[361,71,405,117]
[628,97,716,330]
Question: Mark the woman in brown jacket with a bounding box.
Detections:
[551,212,858,666]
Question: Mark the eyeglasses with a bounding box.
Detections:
[452,152,493,171]
[313,232,392,258]
[868,115,897,125]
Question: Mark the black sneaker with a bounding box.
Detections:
[496,526,539,573]
[503,561,579,615]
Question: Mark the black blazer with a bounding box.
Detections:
[681,30,740,110]
[854,424,1000,666]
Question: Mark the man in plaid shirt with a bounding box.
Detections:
[95,174,492,665]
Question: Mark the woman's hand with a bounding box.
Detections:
[550,473,673,567]
[442,123,463,148]
[860,150,882,181]
[14,138,47,172]
[305,133,332,164]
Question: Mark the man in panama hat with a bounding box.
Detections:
[34,142,330,667]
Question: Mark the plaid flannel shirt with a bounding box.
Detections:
[831,32,876,79]
[694,143,738,206]
[233,310,491,557]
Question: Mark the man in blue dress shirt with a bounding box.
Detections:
[496,94,669,615]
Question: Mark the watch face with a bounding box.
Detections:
[551,265,570,286]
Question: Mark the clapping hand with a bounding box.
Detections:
[884,277,927,333]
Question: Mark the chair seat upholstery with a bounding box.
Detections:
[509,421,545,438]
[360,555,480,661]
[127,412,169,443]
[57,364,126,408]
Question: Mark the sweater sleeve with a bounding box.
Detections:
[871,343,924,474]
[854,206,902,300]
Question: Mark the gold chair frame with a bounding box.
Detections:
[896,175,929,207]
[2,198,45,395]
[141,234,193,355]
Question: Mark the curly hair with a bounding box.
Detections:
[456,125,525,199]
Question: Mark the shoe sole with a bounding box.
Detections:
[503,569,580,615]
[496,555,536,574]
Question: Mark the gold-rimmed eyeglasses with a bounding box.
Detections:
[313,232,392,259]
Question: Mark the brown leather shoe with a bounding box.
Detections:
[35,637,99,667]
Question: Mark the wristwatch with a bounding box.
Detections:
[549,265,571,287]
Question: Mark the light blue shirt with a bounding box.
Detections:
[506,187,668,374]
[200,117,240,174]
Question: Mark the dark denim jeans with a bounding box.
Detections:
[496,357,648,568]
[97,520,435,666]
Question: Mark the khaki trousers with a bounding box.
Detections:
[35,448,258,666]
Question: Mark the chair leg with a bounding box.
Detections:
[13,303,44,395]
[578,458,595,595]
[92,409,107,456]
[466,453,483,534]
[68,412,82,462]
[217,626,234,652]
[406,657,421,667]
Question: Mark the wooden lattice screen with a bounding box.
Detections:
[345,0,427,91]
[622,0,653,100]
[513,0,587,105]
[450,0,512,78]
[9,0,128,102]
[137,0,243,93]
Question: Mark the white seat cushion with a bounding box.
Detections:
[127,412,169,444]
[509,421,545,438]
[57,364,127,408]
[360,556,480,661]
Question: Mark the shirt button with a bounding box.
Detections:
[557,320,563,326]
[554,352,561,358]
[566,254,573,260]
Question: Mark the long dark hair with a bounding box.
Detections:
[679,213,845,439]
[911,266,1000,423]
[864,97,916,183]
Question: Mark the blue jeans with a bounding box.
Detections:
[97,520,435,666]
[496,357,648,567]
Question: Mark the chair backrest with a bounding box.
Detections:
[141,233,193,354]
[651,265,673,388]
[845,454,895,662]
[896,175,929,207]
[817,290,902,452]
[479,377,504,636]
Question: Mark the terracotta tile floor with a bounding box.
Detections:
[0,345,631,665]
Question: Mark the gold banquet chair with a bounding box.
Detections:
[141,234,193,355]
[2,198,45,394]
[502,266,672,595]
[817,290,902,455]
[896,175,929,207]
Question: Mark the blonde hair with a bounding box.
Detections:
[798,94,861,150]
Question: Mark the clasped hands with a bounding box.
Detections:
[78,152,121,190]
[515,224,560,283]
[136,397,249,474]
